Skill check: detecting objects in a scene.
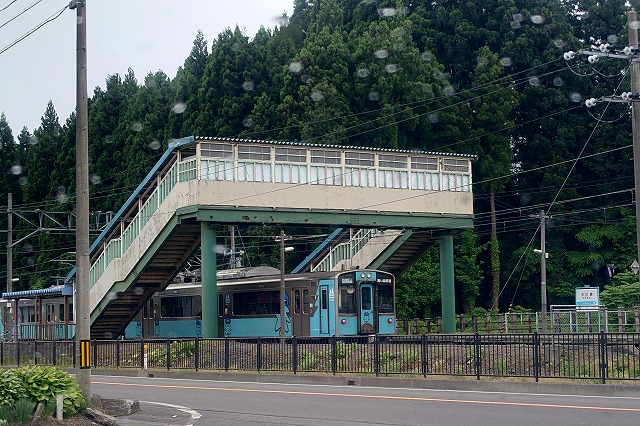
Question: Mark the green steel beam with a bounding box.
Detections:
[439,234,455,333]
[368,229,416,270]
[201,223,217,338]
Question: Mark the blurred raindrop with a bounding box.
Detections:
[105,135,113,144]
[528,76,541,86]
[356,68,370,78]
[378,7,395,17]
[149,140,162,150]
[608,34,619,44]
[432,70,445,80]
[421,51,435,62]
[243,117,254,128]
[512,13,524,22]
[56,193,68,203]
[242,81,255,91]
[24,243,33,253]
[392,42,405,52]
[27,257,34,267]
[554,39,566,48]
[56,186,66,195]
[10,164,22,175]
[443,85,455,97]
[231,42,243,52]
[215,244,228,255]
[301,74,311,83]
[18,177,27,186]
[510,21,521,29]
[310,91,324,102]
[477,56,489,68]
[374,49,389,59]
[631,20,640,30]
[289,61,303,73]
[553,77,564,86]
[531,14,544,24]
[90,174,101,185]
[134,287,144,296]
[385,64,398,73]
[145,79,157,89]
[171,102,187,114]
[368,91,380,101]
[569,92,583,103]
[500,57,513,67]
[132,122,143,132]
[428,112,439,123]
[28,135,38,145]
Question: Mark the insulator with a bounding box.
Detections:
[599,43,611,53]
[624,46,633,55]
[585,98,597,108]
[563,51,575,60]
[588,55,599,63]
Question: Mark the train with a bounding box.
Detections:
[1,267,396,340]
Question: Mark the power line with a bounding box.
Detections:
[0,3,67,55]
[0,0,20,13]
[0,0,44,29]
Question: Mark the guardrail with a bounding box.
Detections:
[1,333,638,383]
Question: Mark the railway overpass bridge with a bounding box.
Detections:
[66,136,475,338]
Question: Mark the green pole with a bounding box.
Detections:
[439,233,456,333]
[201,223,218,338]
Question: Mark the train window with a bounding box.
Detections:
[377,284,394,313]
[294,290,301,314]
[321,289,328,309]
[361,286,372,311]
[303,290,309,314]
[160,295,202,318]
[232,291,280,316]
[338,285,356,314]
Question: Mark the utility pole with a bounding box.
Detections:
[6,193,12,295]
[629,10,640,267]
[73,0,91,397]
[531,210,549,333]
[279,230,286,338]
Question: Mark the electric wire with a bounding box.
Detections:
[0,3,68,55]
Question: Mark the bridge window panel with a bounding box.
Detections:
[345,167,375,187]
[338,285,356,314]
[238,145,271,161]
[378,169,409,189]
[311,149,340,165]
[200,142,233,159]
[275,164,308,184]
[275,147,306,163]
[411,156,438,171]
[377,283,394,314]
[160,295,202,318]
[442,158,469,173]
[237,162,272,182]
[442,173,468,191]
[345,151,374,167]
[200,159,234,181]
[379,154,407,169]
[310,166,342,185]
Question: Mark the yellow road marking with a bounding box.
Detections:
[93,381,640,413]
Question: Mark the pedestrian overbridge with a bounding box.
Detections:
[66,136,475,338]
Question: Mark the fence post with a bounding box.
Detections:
[533,333,540,382]
[472,316,478,333]
[403,319,409,335]
[33,340,38,365]
[331,335,337,375]
[599,332,607,384]
[92,340,98,368]
[618,307,625,332]
[460,315,466,333]
[292,336,298,374]
[0,341,3,366]
[374,336,380,377]
[166,339,171,371]
[425,319,431,334]
[635,307,640,333]
[256,337,262,373]
[224,337,229,371]
[485,315,491,334]
[71,340,74,368]
[194,338,199,372]
[436,319,442,334]
[116,340,121,369]
[474,333,481,380]
[421,334,427,377]
[52,340,57,366]
[413,318,419,334]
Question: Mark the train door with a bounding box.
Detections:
[292,288,311,336]
[319,285,330,334]
[143,300,155,338]
[359,283,377,334]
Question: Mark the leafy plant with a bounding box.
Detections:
[12,398,35,424]
[298,351,317,370]
[0,369,26,407]
[0,404,12,421]
[17,366,86,417]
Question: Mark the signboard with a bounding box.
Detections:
[575,287,599,311]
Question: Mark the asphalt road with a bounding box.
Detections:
[90,375,640,426]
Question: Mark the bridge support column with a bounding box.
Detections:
[201,223,218,338]
[439,233,456,333]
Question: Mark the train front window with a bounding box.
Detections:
[361,286,372,311]
[339,285,356,314]
[377,284,394,313]
[160,295,202,318]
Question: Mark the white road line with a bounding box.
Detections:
[139,400,202,420]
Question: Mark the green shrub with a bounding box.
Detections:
[0,404,12,421]
[299,351,317,370]
[17,366,86,417]
[0,369,27,407]
[12,398,35,424]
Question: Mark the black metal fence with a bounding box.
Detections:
[1,333,639,383]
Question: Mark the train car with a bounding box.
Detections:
[125,267,396,339]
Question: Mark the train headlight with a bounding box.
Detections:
[366,273,372,278]
[341,319,347,324]
[387,318,393,323]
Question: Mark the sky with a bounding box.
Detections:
[0,0,294,133]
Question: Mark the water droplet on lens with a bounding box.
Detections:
[24,244,33,253]
[215,244,227,254]
[513,13,524,22]
[608,34,618,44]
[310,91,324,102]
[500,57,513,67]
[56,193,68,203]
[149,140,161,150]
[443,86,455,97]
[528,76,540,86]
[356,68,370,78]
[554,39,566,48]
[531,14,544,24]
[105,135,113,144]
[90,174,102,185]
[570,92,583,102]
[378,7,396,17]
[631,21,640,30]
[421,51,434,62]
[27,257,35,266]
[145,79,157,89]
[385,64,398,73]
[243,117,254,128]
[432,70,445,80]
[132,122,143,132]
[29,136,38,145]
[428,112,439,123]
[242,81,255,91]
[171,102,186,114]
[301,74,310,83]
[510,21,521,29]
[374,49,389,59]
[553,77,564,86]
[19,177,27,186]
[369,91,380,101]
[10,164,22,175]
[289,61,303,73]
[477,56,488,67]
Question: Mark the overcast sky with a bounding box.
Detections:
[0,0,293,134]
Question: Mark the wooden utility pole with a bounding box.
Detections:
[628,11,640,267]
[74,0,91,397]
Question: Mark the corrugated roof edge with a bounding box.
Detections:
[65,136,195,282]
[195,136,478,160]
